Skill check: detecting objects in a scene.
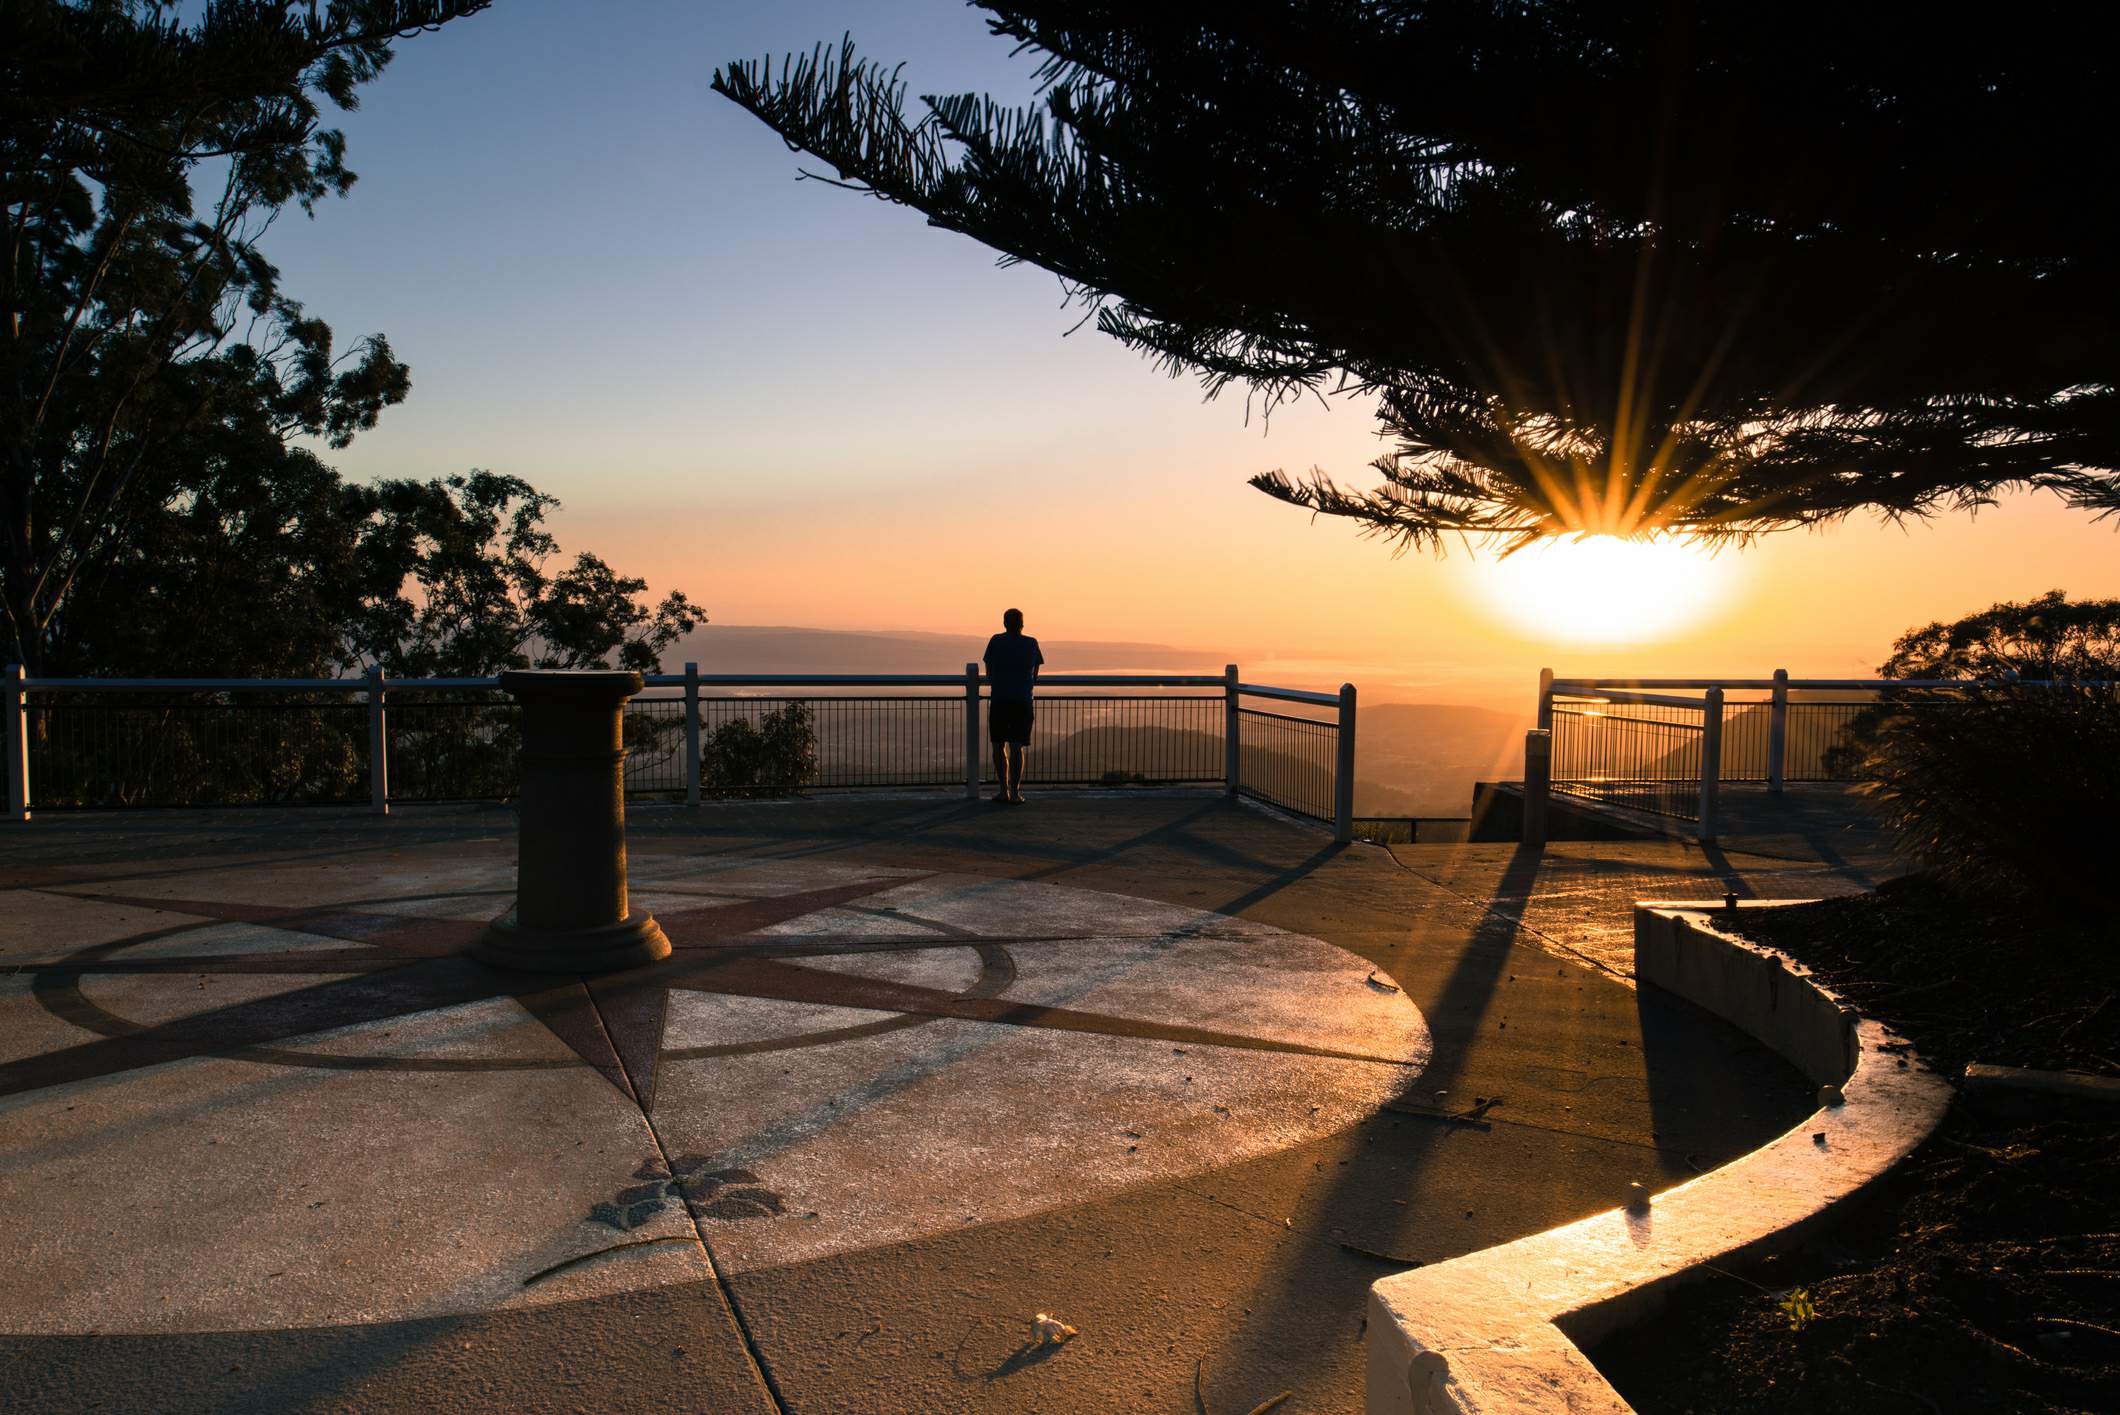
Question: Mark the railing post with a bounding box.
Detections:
[1224,663,1240,798]
[1698,686,1724,843]
[963,662,981,801]
[1767,667,1789,793]
[367,665,389,816]
[1537,666,1555,732]
[1333,682,1356,843]
[683,661,702,808]
[6,663,28,822]
[1522,727,1551,847]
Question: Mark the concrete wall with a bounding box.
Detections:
[1364,902,1953,1414]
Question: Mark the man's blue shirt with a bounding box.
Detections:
[983,632,1044,703]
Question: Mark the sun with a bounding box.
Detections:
[1469,534,1741,645]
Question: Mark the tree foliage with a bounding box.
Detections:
[714,3,2119,551]
[700,703,819,797]
[58,463,704,679]
[351,471,703,679]
[2,0,490,671]
[34,466,706,808]
[1858,681,2118,923]
[1844,594,2119,923]
[1875,590,2120,684]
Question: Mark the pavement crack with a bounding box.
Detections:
[1175,1182,1302,1236]
[583,982,791,1415]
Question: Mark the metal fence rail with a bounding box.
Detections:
[985,694,1225,787]
[4,663,1361,841]
[382,692,520,803]
[1525,668,2108,844]
[1235,706,1337,822]
[1234,680,1355,834]
[1549,696,1705,822]
[27,691,371,809]
[665,694,965,794]
[1780,700,1872,781]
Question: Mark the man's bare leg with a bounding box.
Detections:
[990,741,1009,800]
[1005,743,1027,802]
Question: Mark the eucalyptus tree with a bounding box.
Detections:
[344,471,703,680]
[1,0,491,673]
[714,2,2119,553]
[66,464,704,681]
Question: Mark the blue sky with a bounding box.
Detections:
[273,0,1180,497]
[257,0,2120,705]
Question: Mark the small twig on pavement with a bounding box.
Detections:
[1194,1356,1209,1415]
[1384,1094,1501,1126]
[1694,1262,1773,1294]
[1242,1394,1292,1415]
[519,1234,698,1288]
[1365,970,1401,992]
[1339,1240,1425,1266]
[950,1319,982,1382]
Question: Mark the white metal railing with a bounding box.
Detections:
[1522,667,2112,845]
[3,662,1359,841]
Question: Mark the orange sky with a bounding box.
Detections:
[275,0,2120,713]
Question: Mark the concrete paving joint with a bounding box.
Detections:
[1364,900,1955,1414]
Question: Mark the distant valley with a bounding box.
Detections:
[673,625,1528,819]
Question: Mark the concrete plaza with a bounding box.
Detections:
[0,792,1895,1413]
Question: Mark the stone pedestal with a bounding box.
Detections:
[474,670,670,972]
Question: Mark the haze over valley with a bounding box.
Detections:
[675,624,1528,817]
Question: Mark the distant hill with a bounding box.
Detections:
[672,624,1222,676]
[1045,702,1528,819]
[672,625,1528,817]
[1356,703,1528,817]
[1043,726,1330,812]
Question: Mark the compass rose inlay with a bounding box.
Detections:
[0,860,1430,1334]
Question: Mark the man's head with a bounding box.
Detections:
[1003,607,1024,632]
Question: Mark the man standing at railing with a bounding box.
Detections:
[983,608,1044,804]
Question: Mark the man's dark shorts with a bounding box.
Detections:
[989,701,1034,747]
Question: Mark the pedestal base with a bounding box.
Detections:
[472,910,671,973]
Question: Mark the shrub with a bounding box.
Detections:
[32,693,366,807]
[1851,593,2120,923]
[700,703,818,796]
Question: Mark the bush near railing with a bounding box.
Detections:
[699,701,819,797]
[30,693,367,809]
[384,695,519,802]
[1856,680,2119,923]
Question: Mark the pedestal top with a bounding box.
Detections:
[496,669,645,703]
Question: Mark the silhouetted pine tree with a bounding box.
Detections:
[715,2,2119,550]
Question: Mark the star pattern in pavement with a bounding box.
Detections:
[6,873,1399,1112]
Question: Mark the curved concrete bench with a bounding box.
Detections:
[1366,901,1953,1414]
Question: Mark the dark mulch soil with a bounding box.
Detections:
[1597,875,2120,1415]
[1731,875,2116,1082]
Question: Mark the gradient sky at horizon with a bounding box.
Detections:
[268,0,2120,709]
